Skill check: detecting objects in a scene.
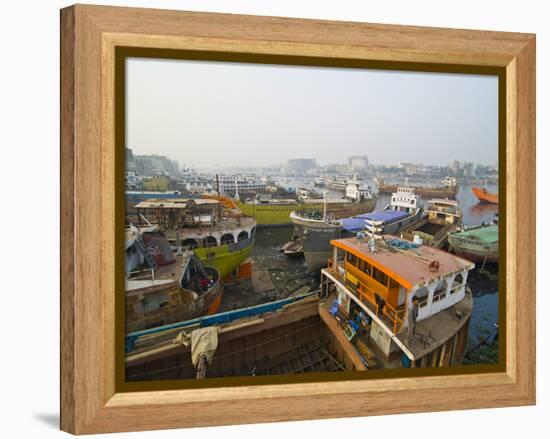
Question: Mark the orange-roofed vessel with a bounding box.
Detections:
[471,186,498,204]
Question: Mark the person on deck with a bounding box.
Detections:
[375,294,385,317]
[407,295,420,341]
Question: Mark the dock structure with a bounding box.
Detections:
[320,235,475,368]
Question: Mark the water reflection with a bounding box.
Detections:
[468,202,498,222]
[456,182,498,226]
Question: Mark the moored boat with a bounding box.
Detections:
[132,198,256,277]
[126,190,183,213]
[447,223,499,264]
[125,226,223,333]
[357,187,423,236]
[280,236,304,257]
[289,210,342,270]
[237,191,376,227]
[376,176,458,199]
[400,198,462,248]
[472,186,498,204]
[320,235,475,368]
[294,187,423,273]
[124,292,353,380]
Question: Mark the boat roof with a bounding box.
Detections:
[450,225,498,242]
[173,216,257,237]
[331,236,474,289]
[304,198,352,204]
[428,198,458,206]
[134,198,220,209]
[341,210,408,231]
[126,190,180,195]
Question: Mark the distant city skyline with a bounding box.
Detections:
[126,58,498,169]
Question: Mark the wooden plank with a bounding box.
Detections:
[83,4,530,67]
[60,6,76,433]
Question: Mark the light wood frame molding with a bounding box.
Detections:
[60,4,536,434]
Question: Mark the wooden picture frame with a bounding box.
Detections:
[60,4,536,434]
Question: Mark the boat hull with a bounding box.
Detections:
[451,250,499,264]
[447,225,499,264]
[302,227,342,272]
[472,187,499,204]
[194,236,254,278]
[126,270,224,333]
[237,197,376,227]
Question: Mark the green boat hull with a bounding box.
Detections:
[194,238,254,277]
[448,224,498,263]
[237,197,377,227]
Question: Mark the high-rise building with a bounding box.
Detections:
[463,162,474,177]
[286,158,316,172]
[125,148,180,176]
[449,160,461,174]
[399,162,419,176]
[347,155,369,171]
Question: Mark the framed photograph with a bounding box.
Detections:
[60,4,536,434]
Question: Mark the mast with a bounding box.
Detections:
[323,190,327,220]
[234,179,240,201]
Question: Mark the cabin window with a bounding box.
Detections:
[346,252,358,266]
[372,267,389,287]
[363,261,372,276]
[220,233,235,245]
[415,287,430,308]
[238,231,249,242]
[181,238,198,249]
[204,236,218,247]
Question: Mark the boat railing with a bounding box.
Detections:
[427,206,457,214]
[127,268,156,282]
[382,301,406,334]
[326,260,405,334]
[431,288,447,304]
[417,295,429,309]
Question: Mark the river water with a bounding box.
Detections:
[248,177,500,364]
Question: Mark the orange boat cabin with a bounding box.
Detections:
[320,235,475,368]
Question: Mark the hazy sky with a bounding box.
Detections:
[126,58,498,169]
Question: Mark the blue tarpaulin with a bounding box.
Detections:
[387,238,420,250]
[341,210,409,231]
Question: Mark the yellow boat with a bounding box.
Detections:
[237,196,377,227]
[132,198,256,278]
